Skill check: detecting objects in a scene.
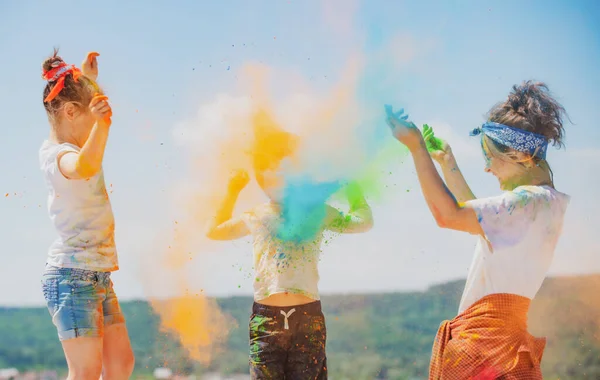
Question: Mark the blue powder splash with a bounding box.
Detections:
[276,175,344,243]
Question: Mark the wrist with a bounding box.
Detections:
[95,119,111,129]
[440,154,457,169]
[226,186,243,196]
[408,136,427,154]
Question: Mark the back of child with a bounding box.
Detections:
[207,128,373,379]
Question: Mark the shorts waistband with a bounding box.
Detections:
[252,300,322,318]
[44,264,111,282]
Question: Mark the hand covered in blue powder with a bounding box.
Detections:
[384,105,422,151]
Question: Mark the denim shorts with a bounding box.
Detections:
[41,264,126,341]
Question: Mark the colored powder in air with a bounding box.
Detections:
[251,108,299,174]
[144,26,416,363]
[144,222,234,365]
[277,176,343,243]
[242,56,411,243]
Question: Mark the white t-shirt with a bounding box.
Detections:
[458,185,570,313]
[39,140,118,272]
[242,202,372,301]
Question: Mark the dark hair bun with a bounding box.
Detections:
[41,48,65,75]
[489,80,569,148]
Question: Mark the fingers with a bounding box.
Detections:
[231,168,248,176]
[384,105,412,122]
[89,93,112,121]
[384,104,394,118]
[230,169,249,182]
[87,52,100,62]
[86,52,99,68]
[94,103,111,113]
[90,101,110,113]
[90,94,108,107]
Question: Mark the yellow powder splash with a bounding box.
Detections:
[142,32,409,365]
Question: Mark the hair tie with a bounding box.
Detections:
[42,62,83,103]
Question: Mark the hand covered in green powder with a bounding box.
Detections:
[422,124,453,165]
[344,181,368,210]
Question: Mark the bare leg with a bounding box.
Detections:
[101,323,135,380]
[61,337,103,380]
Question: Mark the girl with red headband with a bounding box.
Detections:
[39,49,134,380]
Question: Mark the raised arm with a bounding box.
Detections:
[422,124,476,203]
[325,182,374,233]
[206,170,251,241]
[81,52,100,82]
[58,94,112,180]
[385,106,482,235]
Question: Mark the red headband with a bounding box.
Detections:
[42,61,83,103]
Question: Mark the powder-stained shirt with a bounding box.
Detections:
[459,185,569,313]
[243,202,373,301]
[39,140,118,272]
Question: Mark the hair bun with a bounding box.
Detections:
[41,48,65,75]
[489,80,569,148]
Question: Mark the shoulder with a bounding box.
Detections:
[466,186,569,226]
[512,185,570,209]
[39,140,79,169]
[468,187,536,211]
[241,202,273,225]
[516,185,570,215]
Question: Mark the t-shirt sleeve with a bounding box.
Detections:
[465,190,536,250]
[41,144,79,183]
[241,205,264,231]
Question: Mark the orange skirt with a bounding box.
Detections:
[429,293,546,380]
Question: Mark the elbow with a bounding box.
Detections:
[75,159,101,179]
[364,217,374,232]
[432,208,452,229]
[205,227,218,240]
[435,216,448,229]
[357,211,374,233]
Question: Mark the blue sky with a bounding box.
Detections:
[1,0,599,306]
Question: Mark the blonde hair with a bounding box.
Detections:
[42,48,100,124]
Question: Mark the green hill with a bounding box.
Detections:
[1,275,599,379]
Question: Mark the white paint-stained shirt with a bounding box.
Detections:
[243,202,373,302]
[39,140,118,272]
[459,185,570,313]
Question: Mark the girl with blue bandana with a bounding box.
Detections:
[385,81,570,379]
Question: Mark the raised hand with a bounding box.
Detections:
[422,124,453,164]
[81,52,100,81]
[384,104,422,151]
[228,169,250,192]
[89,94,112,127]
